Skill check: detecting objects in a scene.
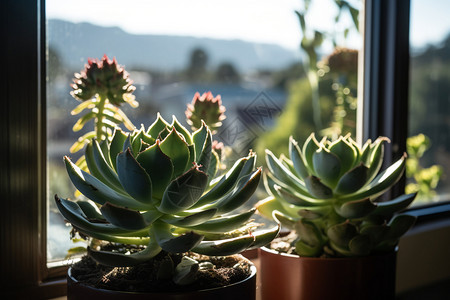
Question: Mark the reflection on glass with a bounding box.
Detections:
[46,0,361,262]
[408,0,450,204]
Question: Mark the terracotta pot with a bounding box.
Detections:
[259,247,397,300]
[67,263,256,300]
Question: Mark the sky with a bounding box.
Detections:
[46,0,450,51]
[46,0,360,51]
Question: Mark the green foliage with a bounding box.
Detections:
[56,114,279,269]
[405,134,443,201]
[257,134,417,257]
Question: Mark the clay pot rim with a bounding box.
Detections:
[260,246,398,262]
[68,261,257,295]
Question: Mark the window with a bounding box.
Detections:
[407,0,450,205]
[45,0,362,262]
[2,0,449,298]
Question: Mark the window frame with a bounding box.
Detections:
[2,0,449,297]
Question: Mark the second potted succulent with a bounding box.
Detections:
[256,133,417,300]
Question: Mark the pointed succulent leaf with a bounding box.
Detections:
[206,149,219,185]
[99,139,113,167]
[211,168,262,214]
[158,165,208,214]
[192,156,247,208]
[247,224,281,250]
[295,240,322,257]
[110,128,128,170]
[55,196,148,235]
[328,136,357,176]
[367,137,388,183]
[130,128,144,155]
[266,150,307,192]
[84,142,123,194]
[271,210,297,229]
[386,214,416,239]
[64,156,152,210]
[372,193,417,216]
[184,209,256,233]
[255,197,301,221]
[171,116,193,145]
[360,224,389,245]
[289,136,310,179]
[136,141,174,200]
[339,154,406,202]
[275,185,329,207]
[91,139,123,188]
[100,202,149,230]
[349,234,372,256]
[334,198,377,219]
[302,133,321,174]
[334,163,369,195]
[75,227,150,245]
[312,148,341,188]
[295,219,323,247]
[304,176,333,199]
[160,128,191,177]
[360,139,372,165]
[173,256,199,286]
[87,239,162,267]
[122,134,133,155]
[116,148,153,204]
[192,121,208,161]
[147,112,171,138]
[161,208,217,227]
[192,235,255,256]
[152,221,204,253]
[196,128,212,174]
[327,221,358,248]
[76,199,104,220]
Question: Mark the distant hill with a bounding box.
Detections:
[48,19,299,72]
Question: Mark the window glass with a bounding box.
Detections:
[408,0,450,205]
[46,0,361,262]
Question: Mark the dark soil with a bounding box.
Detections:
[70,250,253,293]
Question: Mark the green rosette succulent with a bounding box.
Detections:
[56,114,279,269]
[257,133,417,257]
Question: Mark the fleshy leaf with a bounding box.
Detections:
[147,113,170,138]
[289,136,309,179]
[171,116,193,145]
[304,176,333,199]
[328,137,357,176]
[136,141,174,200]
[109,129,128,170]
[158,165,208,214]
[184,209,256,233]
[302,133,321,175]
[312,148,341,188]
[327,221,358,249]
[334,163,369,195]
[88,239,162,267]
[152,221,204,253]
[334,198,377,219]
[100,202,149,230]
[116,148,153,203]
[160,128,191,177]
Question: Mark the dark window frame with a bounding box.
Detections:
[1,0,449,297]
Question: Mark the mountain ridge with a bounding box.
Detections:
[48,19,299,72]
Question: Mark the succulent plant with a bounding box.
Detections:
[257,133,417,257]
[185,91,226,134]
[70,55,137,153]
[55,114,279,274]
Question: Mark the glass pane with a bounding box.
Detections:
[408,0,450,205]
[46,0,361,262]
